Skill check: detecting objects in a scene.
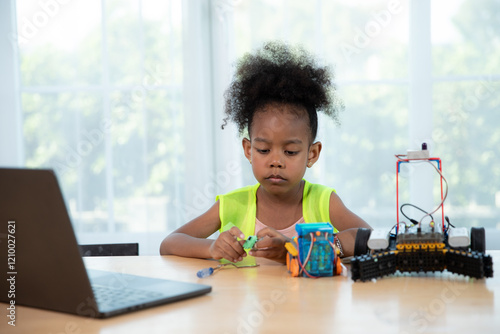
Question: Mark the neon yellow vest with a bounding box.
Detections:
[216,180,338,237]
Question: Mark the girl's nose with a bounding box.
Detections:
[269,154,284,168]
[270,161,283,168]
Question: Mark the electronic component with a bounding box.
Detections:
[367,229,390,250]
[285,242,300,277]
[222,223,258,250]
[243,235,258,249]
[407,142,430,160]
[448,227,470,248]
[350,151,494,282]
[296,223,335,277]
[285,222,342,278]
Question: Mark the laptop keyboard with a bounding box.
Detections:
[92,284,165,309]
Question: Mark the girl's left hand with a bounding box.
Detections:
[249,227,290,263]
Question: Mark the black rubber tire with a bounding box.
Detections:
[470,227,486,253]
[354,228,372,256]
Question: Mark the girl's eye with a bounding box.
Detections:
[285,151,298,156]
[256,149,269,154]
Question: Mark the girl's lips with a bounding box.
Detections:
[266,175,286,183]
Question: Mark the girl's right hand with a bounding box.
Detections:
[208,226,247,263]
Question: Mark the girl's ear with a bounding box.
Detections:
[242,137,252,161]
[307,141,322,167]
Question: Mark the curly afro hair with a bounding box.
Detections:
[222,41,343,141]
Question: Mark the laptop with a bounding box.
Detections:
[0,168,211,318]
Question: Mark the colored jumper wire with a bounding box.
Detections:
[396,157,447,233]
[197,263,259,278]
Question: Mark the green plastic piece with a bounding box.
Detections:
[223,223,258,250]
[243,235,258,249]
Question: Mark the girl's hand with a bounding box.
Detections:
[208,226,247,263]
[249,227,289,264]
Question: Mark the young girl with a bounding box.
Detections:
[160,41,371,263]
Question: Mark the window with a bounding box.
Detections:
[7,0,187,254]
[431,0,500,231]
[1,0,499,254]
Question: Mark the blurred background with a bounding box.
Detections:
[1,0,499,254]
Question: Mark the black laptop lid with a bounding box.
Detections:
[0,168,98,314]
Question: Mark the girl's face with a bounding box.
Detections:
[243,103,321,197]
